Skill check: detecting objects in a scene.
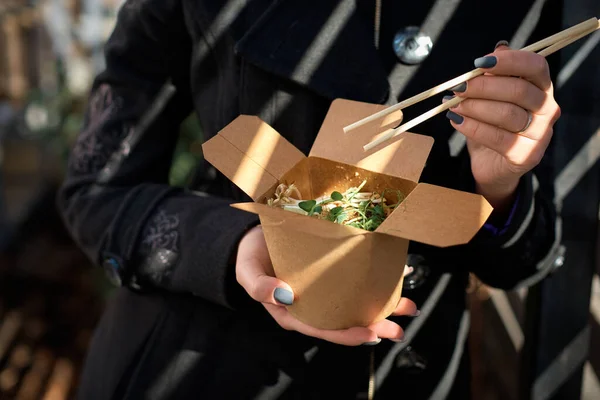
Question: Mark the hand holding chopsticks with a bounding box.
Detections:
[344,17,600,152]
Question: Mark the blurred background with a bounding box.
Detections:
[0,1,597,399]
[0,1,204,399]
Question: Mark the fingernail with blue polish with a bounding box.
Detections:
[449,82,467,93]
[442,95,455,102]
[274,288,294,305]
[494,40,509,49]
[446,111,464,125]
[362,338,382,346]
[474,55,497,68]
[412,310,421,317]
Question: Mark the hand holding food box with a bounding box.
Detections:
[202,99,493,330]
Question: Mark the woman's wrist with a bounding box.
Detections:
[475,178,520,214]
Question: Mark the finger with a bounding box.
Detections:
[237,258,294,306]
[493,40,510,52]
[447,111,546,170]
[264,303,378,346]
[473,50,552,92]
[491,42,517,77]
[368,319,405,341]
[391,297,419,317]
[452,98,536,136]
[447,110,520,155]
[453,75,547,114]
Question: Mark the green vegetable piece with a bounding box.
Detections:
[364,215,383,231]
[298,200,316,213]
[336,212,348,224]
[313,206,323,214]
[382,189,404,208]
[330,206,344,216]
[331,191,343,201]
[359,200,370,214]
[347,180,368,201]
[326,206,343,221]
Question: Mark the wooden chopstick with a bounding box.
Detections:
[536,23,598,57]
[361,18,600,152]
[363,97,463,152]
[344,17,599,135]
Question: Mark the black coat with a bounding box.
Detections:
[57,1,563,399]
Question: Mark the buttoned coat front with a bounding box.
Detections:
[57,1,563,398]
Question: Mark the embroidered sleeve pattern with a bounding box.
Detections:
[69,84,134,176]
[140,209,180,253]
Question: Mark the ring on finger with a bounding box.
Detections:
[520,111,533,133]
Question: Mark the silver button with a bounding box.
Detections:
[395,346,428,373]
[404,254,429,290]
[103,257,123,287]
[552,245,566,269]
[393,27,433,65]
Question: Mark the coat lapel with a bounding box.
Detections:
[234,0,390,104]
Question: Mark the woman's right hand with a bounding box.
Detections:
[236,225,418,346]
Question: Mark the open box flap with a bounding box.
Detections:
[202,116,306,201]
[376,183,494,247]
[309,99,434,182]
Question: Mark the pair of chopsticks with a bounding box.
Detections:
[344,17,600,152]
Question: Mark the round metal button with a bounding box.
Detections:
[393,27,433,65]
[404,254,429,290]
[103,258,124,287]
[395,346,428,373]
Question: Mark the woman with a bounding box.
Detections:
[58,0,562,398]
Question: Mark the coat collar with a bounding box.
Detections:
[234,0,390,104]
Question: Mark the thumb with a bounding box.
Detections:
[494,39,511,52]
[237,257,294,306]
[253,274,295,306]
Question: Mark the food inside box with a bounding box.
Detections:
[267,179,403,232]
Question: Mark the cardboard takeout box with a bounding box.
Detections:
[202,99,493,330]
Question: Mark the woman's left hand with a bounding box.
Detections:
[445,42,561,211]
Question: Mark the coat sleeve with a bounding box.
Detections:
[57,0,259,309]
[448,150,562,290]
